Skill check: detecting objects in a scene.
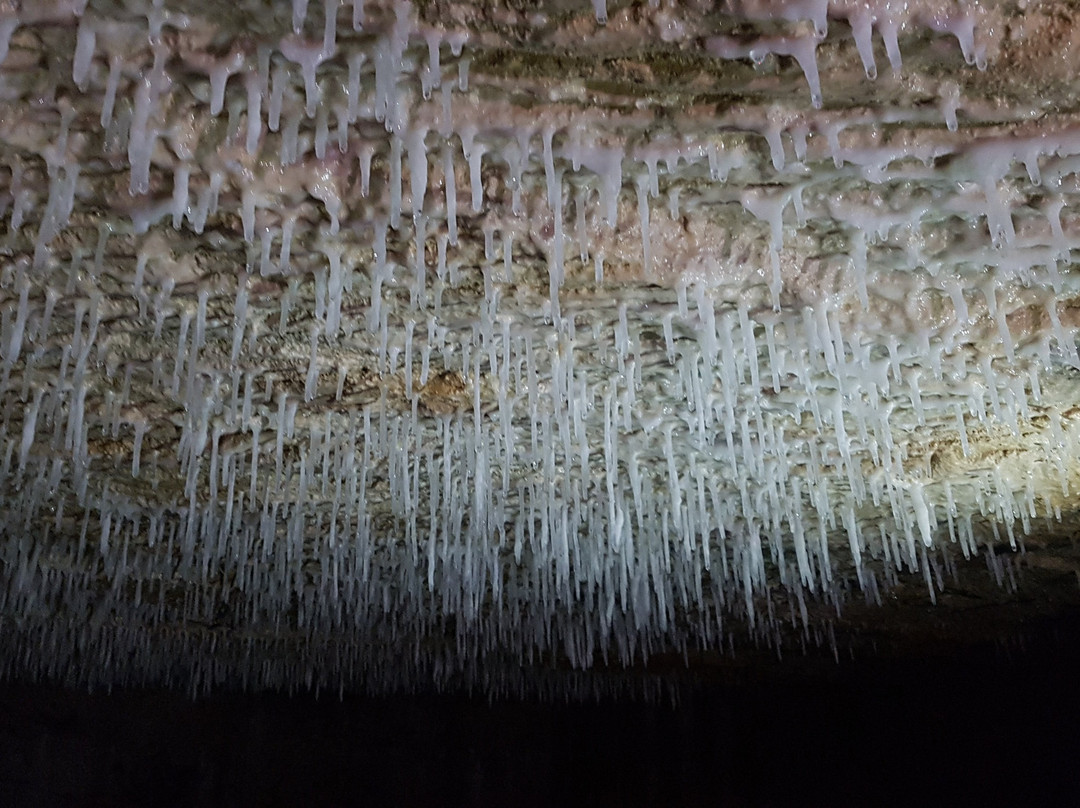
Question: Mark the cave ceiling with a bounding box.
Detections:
[1,0,1080,697]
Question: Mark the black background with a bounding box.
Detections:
[1,613,1078,807]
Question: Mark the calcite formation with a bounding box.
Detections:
[1,0,1080,697]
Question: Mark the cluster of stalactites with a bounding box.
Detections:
[0,0,1075,695]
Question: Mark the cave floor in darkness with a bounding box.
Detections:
[1,611,1078,808]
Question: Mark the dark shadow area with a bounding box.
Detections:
[1,613,1079,807]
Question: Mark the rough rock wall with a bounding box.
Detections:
[1,0,1080,697]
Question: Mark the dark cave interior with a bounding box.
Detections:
[2,611,1078,807]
